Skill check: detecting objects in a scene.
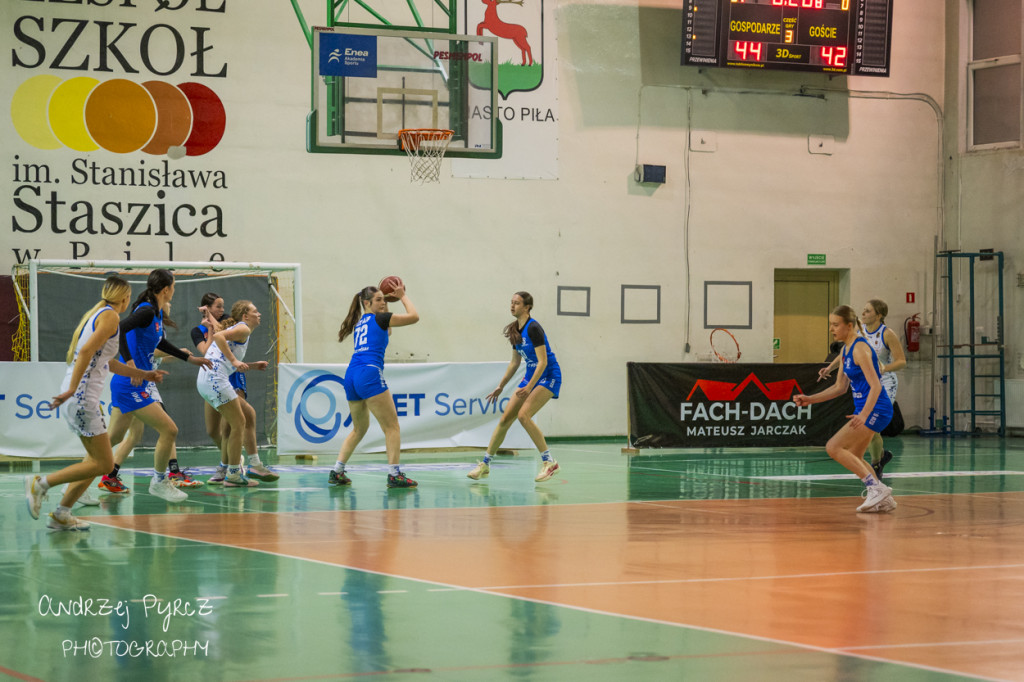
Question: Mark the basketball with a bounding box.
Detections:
[378,275,404,302]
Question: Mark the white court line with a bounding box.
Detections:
[842,638,1024,651]
[256,593,289,598]
[317,591,347,596]
[469,563,1024,591]
[750,471,1024,481]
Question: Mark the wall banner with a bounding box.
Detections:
[627,362,854,449]
[0,361,112,459]
[278,362,532,455]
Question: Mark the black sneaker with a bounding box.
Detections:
[328,470,352,486]
[387,472,418,489]
[873,451,894,480]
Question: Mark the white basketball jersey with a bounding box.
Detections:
[61,305,120,405]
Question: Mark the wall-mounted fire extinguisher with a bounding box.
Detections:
[905,314,921,353]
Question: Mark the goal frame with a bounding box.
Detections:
[18,259,303,363]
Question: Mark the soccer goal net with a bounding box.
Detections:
[12,260,303,449]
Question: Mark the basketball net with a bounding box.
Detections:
[398,129,454,184]
[710,328,741,363]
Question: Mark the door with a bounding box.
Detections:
[773,270,840,363]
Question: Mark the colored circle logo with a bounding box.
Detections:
[286,370,348,444]
[11,74,225,156]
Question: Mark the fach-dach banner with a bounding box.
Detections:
[627,363,854,449]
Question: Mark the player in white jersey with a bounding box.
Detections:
[819,298,906,479]
[196,300,268,487]
[24,277,167,531]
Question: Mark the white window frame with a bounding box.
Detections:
[965,0,1024,151]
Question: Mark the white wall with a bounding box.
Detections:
[2,0,968,436]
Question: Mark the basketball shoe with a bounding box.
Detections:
[535,459,559,482]
[99,474,130,494]
[467,461,490,480]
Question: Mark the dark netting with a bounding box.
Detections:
[38,270,279,448]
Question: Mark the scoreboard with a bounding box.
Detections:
[681,0,894,77]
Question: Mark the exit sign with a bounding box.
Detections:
[807,254,826,265]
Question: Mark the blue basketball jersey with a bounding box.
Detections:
[348,313,390,370]
[514,318,561,381]
[110,302,162,392]
[842,337,893,414]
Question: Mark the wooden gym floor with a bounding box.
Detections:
[2,435,1023,681]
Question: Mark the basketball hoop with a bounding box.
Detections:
[398,129,454,184]
[710,328,742,363]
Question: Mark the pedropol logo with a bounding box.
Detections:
[433,51,484,62]
[11,75,226,156]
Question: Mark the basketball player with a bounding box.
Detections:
[195,300,269,487]
[106,269,213,503]
[25,276,167,530]
[329,283,419,488]
[191,292,278,485]
[795,305,897,513]
[468,291,562,483]
[819,299,906,479]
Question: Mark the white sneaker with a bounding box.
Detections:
[149,476,188,503]
[63,484,100,507]
[873,495,898,513]
[47,511,91,531]
[25,475,47,520]
[467,461,490,480]
[857,484,893,513]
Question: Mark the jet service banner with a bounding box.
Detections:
[279,362,532,455]
[627,362,854,449]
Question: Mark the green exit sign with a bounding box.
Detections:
[773,338,781,350]
[807,254,826,265]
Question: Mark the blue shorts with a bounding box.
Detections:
[520,371,561,399]
[344,364,388,402]
[230,370,246,396]
[855,400,893,433]
[110,381,159,414]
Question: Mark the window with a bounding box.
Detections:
[968,0,1023,149]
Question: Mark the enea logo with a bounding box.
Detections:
[11,75,226,156]
[285,369,349,445]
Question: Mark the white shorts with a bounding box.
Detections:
[881,373,898,403]
[63,397,107,438]
[197,370,239,409]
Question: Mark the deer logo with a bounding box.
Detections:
[477,0,533,66]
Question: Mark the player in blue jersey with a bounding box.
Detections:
[819,298,906,480]
[795,305,897,513]
[329,283,420,489]
[25,277,166,530]
[191,292,278,484]
[105,269,212,503]
[468,291,562,483]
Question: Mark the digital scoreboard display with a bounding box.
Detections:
[682,0,894,77]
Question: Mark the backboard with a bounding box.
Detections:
[308,26,501,158]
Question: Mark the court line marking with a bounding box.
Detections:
[751,471,1024,481]
[80,520,1005,682]
[841,637,1024,651]
[468,563,1024,591]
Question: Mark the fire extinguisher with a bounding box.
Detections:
[905,314,921,353]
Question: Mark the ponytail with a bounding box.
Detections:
[66,276,131,364]
[502,291,534,345]
[832,304,863,334]
[338,286,377,342]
